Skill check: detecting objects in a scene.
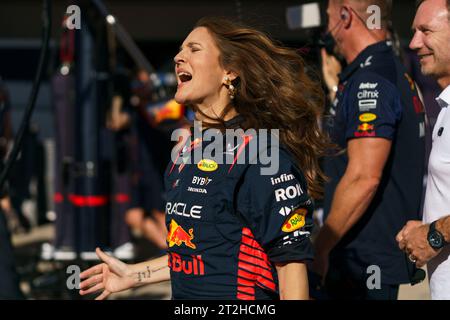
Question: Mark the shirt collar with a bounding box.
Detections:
[224,114,245,129]
[339,41,391,82]
[436,85,450,108]
[189,114,245,136]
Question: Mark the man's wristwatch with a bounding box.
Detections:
[427,221,449,250]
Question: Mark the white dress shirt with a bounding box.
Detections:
[423,85,450,300]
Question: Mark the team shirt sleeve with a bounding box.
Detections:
[237,148,314,263]
[344,72,403,140]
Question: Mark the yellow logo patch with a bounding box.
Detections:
[197,159,218,172]
[282,208,307,233]
[359,113,377,123]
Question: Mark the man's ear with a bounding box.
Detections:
[341,6,353,29]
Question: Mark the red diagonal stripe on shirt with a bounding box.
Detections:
[239,244,270,264]
[237,277,255,287]
[228,135,253,173]
[238,261,274,281]
[241,235,266,252]
[236,227,277,299]
[237,285,255,296]
[238,269,276,291]
[237,292,255,300]
[169,136,202,175]
[238,252,270,268]
[242,227,255,238]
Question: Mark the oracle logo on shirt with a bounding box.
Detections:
[166,202,202,219]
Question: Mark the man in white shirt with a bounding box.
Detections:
[396,0,450,300]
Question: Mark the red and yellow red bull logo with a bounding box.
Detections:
[355,122,376,137]
[167,219,196,249]
[357,123,375,132]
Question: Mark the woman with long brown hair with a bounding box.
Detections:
[79,17,329,300]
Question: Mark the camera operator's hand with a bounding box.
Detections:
[321,48,342,101]
[79,248,136,300]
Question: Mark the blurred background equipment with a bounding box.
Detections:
[286,2,322,30]
[0,0,51,299]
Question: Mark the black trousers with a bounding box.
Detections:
[0,209,24,299]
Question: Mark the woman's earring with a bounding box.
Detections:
[224,77,236,100]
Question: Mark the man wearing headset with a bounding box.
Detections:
[311,0,426,299]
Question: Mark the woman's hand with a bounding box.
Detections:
[79,248,136,300]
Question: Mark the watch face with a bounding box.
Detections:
[429,232,443,248]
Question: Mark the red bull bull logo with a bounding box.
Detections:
[167,219,197,249]
[355,122,376,137]
[358,123,375,132]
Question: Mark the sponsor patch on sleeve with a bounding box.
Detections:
[354,121,376,137]
[359,113,377,122]
[281,208,307,233]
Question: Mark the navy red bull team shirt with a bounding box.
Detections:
[323,42,426,284]
[164,117,314,299]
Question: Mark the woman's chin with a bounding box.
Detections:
[175,94,197,106]
[174,94,187,104]
[174,97,182,104]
